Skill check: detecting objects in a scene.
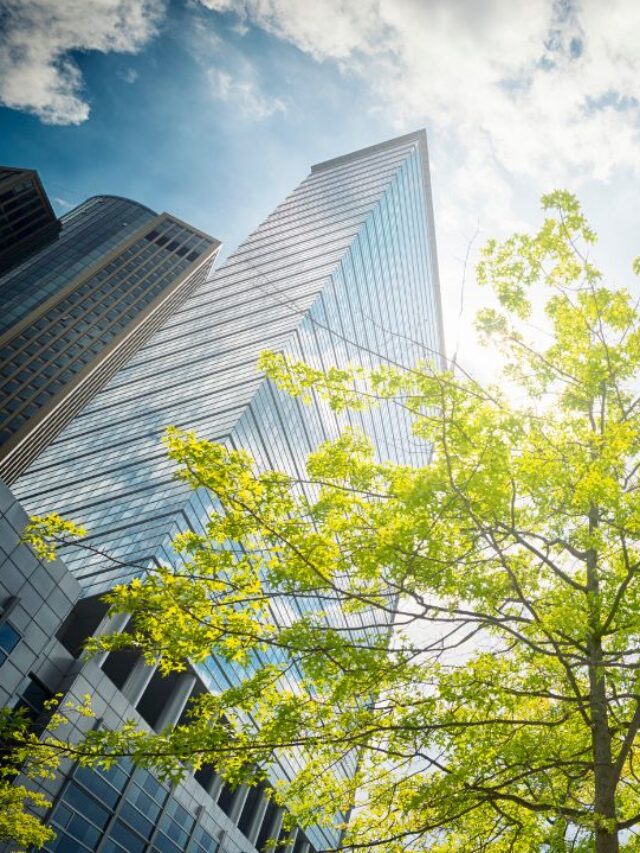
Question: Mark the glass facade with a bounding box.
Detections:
[0,195,155,335]
[0,194,220,483]
[0,619,20,666]
[45,760,223,853]
[13,131,443,851]
[0,215,216,450]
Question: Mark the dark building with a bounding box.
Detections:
[0,167,60,274]
[0,184,220,484]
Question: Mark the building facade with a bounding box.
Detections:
[0,481,288,853]
[5,131,443,852]
[0,188,220,483]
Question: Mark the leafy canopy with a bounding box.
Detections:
[22,192,640,852]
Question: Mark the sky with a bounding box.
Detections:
[2,0,640,376]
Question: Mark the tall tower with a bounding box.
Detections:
[5,132,443,853]
[0,190,220,482]
[14,131,443,594]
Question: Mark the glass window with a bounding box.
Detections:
[189,825,217,850]
[18,675,52,718]
[119,801,155,839]
[126,782,162,821]
[153,834,182,853]
[108,819,147,853]
[100,840,127,853]
[0,621,20,665]
[66,813,102,847]
[159,814,190,847]
[134,768,167,803]
[99,760,132,791]
[64,782,110,829]
[74,766,120,808]
[46,829,92,851]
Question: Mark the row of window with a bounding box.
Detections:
[0,260,212,486]
[46,761,221,853]
[3,641,223,853]
[0,211,54,250]
[0,228,213,440]
[144,229,204,263]
[3,221,211,368]
[0,196,156,335]
[1,599,311,853]
[0,192,52,246]
[0,176,37,201]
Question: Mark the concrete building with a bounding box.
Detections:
[3,131,443,852]
[0,481,290,853]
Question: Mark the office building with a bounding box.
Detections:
[1,482,283,853]
[4,131,443,853]
[0,167,60,274]
[0,179,220,483]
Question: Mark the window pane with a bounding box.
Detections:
[0,621,20,654]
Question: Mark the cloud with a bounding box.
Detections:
[0,0,164,125]
[208,67,286,119]
[199,0,640,185]
[189,15,286,121]
[198,0,640,370]
[53,196,74,209]
[118,67,140,84]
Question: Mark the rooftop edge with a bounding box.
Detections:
[310,129,427,174]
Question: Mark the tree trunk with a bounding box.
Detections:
[586,509,618,853]
[595,827,619,853]
[589,638,619,853]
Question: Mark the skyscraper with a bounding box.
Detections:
[4,131,443,853]
[0,184,220,483]
[14,130,443,592]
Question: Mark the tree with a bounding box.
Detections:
[22,192,640,851]
[0,697,93,851]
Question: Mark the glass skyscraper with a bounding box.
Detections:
[0,183,220,483]
[0,192,154,334]
[6,131,443,853]
[14,130,443,591]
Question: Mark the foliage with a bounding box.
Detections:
[0,781,53,852]
[0,695,92,851]
[23,513,86,562]
[23,192,640,852]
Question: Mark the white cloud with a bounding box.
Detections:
[118,67,140,84]
[199,0,640,371]
[188,15,286,121]
[199,0,640,184]
[208,67,286,119]
[202,0,388,60]
[0,0,164,125]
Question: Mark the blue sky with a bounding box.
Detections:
[2,0,640,372]
[0,2,389,259]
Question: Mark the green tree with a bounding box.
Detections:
[0,696,93,851]
[22,192,640,851]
